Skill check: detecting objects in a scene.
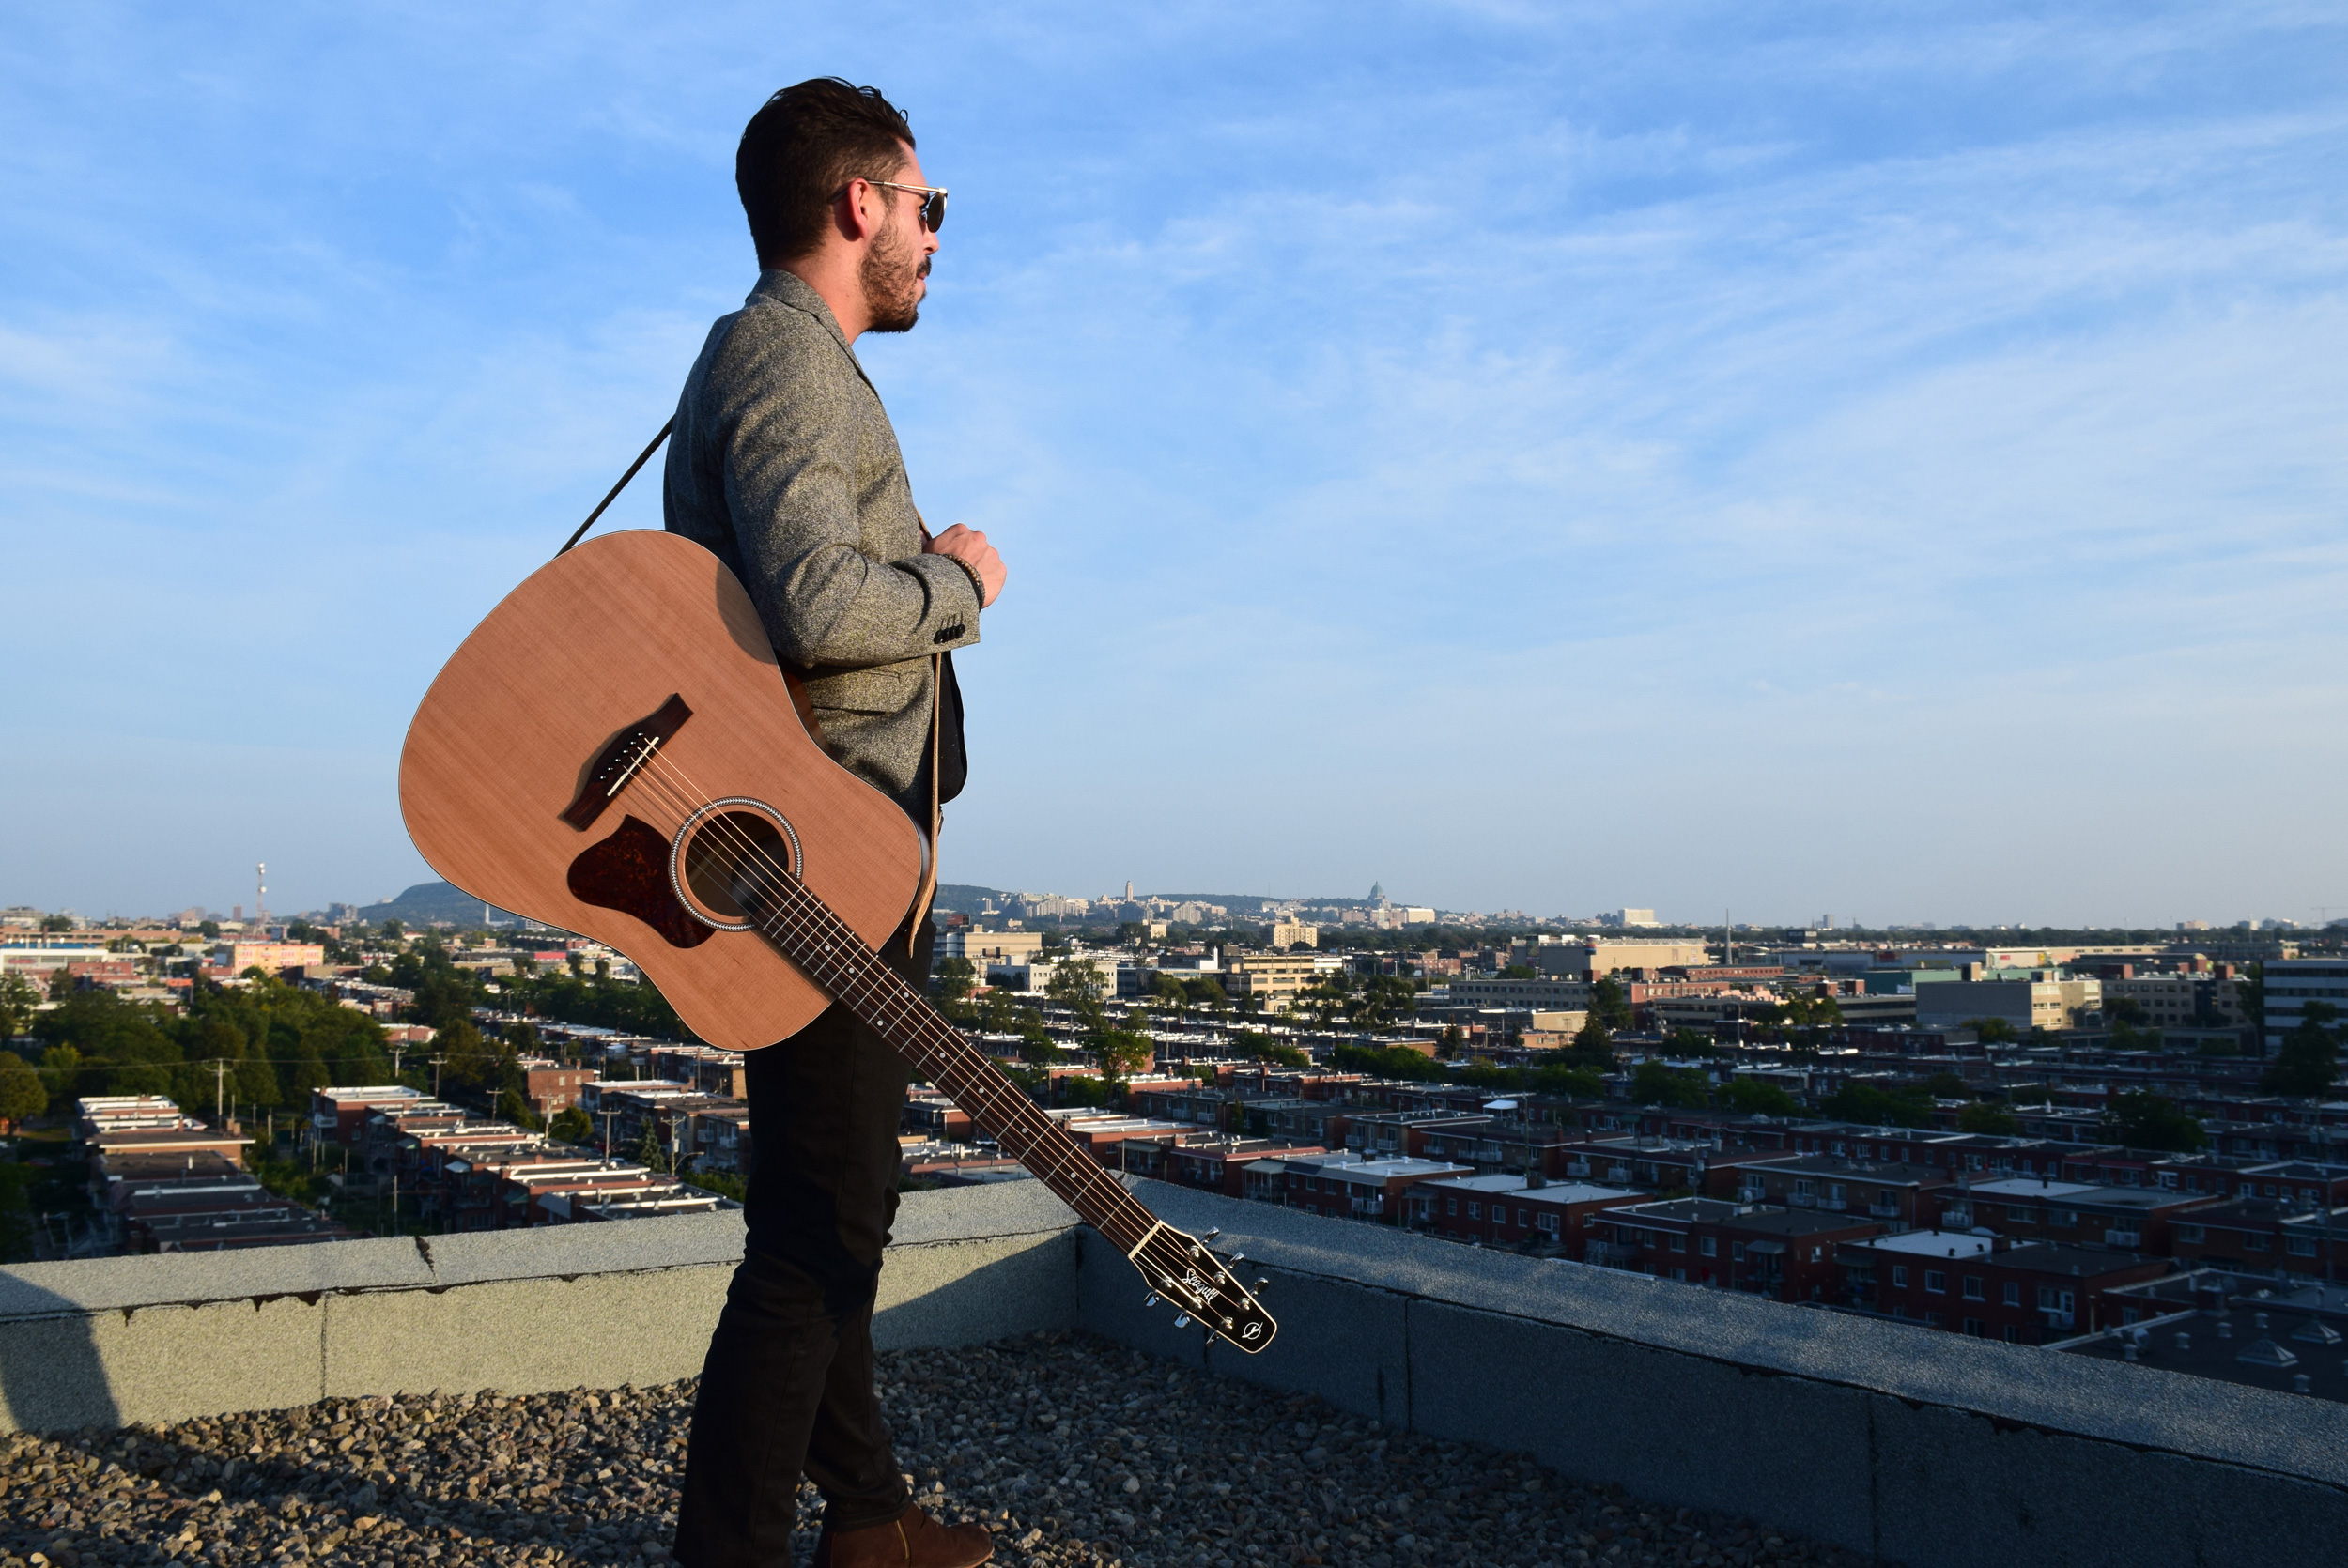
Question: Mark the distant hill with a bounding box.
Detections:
[358,881,524,928]
[931,884,1010,915]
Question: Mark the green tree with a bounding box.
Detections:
[1630,1059,1708,1109]
[1182,976,1228,1020]
[1589,976,1634,1034]
[1296,973,1352,1030]
[434,1019,500,1093]
[2236,962,2266,1048]
[1821,1082,1931,1128]
[1957,1100,2019,1134]
[1044,959,1107,1026]
[1723,1078,1800,1117]
[1531,1063,1606,1099]
[1329,1043,1450,1084]
[1962,1017,2018,1044]
[1232,1030,1309,1068]
[495,1086,544,1130]
[0,974,40,1039]
[549,1106,595,1145]
[38,1043,84,1100]
[1662,1027,1719,1057]
[1922,1071,1969,1099]
[1352,975,1417,1031]
[1014,1005,1057,1065]
[1147,970,1189,1020]
[2104,1091,2206,1152]
[1567,1015,1617,1074]
[935,957,979,1011]
[2262,1001,2340,1098]
[0,1054,49,1130]
[632,1120,670,1174]
[1094,1026,1154,1084]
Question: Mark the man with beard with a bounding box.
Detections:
[663,78,1004,1568]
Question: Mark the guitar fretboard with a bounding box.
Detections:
[743,876,1166,1257]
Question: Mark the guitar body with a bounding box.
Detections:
[397,530,924,1052]
[399,528,1277,1352]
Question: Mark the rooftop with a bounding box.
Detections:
[0,1335,1867,1568]
[2,1177,2340,1568]
[1846,1230,1996,1260]
[1413,1175,1634,1202]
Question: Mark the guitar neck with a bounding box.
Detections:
[745,881,1166,1254]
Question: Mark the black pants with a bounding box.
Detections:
[674,920,932,1566]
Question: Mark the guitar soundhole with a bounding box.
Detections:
[681,809,797,926]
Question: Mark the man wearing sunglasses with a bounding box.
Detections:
[665,78,1003,1568]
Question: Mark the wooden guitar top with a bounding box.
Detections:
[397,530,925,1051]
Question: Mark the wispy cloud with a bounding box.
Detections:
[1,2,2343,921]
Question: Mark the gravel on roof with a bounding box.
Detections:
[0,1332,1890,1568]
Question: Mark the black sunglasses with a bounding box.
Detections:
[863,178,948,233]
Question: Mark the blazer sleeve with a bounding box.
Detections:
[713,315,981,671]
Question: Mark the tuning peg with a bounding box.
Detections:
[1226,1252,1245,1265]
[1144,1292,1159,1309]
[1252,1277,1269,1291]
[1173,1313,1192,1330]
[1201,1228,1221,1242]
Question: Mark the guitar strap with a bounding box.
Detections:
[560,418,945,950]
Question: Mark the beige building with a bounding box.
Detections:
[937,928,1046,965]
[2100,975,2199,1028]
[1519,1011,1592,1049]
[1531,941,1711,980]
[1269,919,1319,949]
[1222,952,1342,1012]
[1914,976,2103,1035]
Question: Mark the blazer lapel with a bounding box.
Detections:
[749,270,878,397]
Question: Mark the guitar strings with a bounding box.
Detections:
[608,750,1167,1256]
[623,751,1256,1317]
[614,746,1263,1322]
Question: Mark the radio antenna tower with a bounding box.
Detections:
[256,862,268,927]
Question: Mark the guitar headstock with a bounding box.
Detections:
[1132,1224,1277,1354]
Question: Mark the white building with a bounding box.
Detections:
[2261,958,2348,1054]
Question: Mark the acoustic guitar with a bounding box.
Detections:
[397,529,1274,1354]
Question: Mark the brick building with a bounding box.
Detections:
[1840,1233,2172,1343]
[1403,1175,1644,1253]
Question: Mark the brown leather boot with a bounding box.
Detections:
[813,1505,995,1568]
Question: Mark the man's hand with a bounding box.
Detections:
[924,523,1005,608]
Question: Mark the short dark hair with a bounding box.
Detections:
[736,78,915,265]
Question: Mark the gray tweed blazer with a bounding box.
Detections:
[663,270,980,811]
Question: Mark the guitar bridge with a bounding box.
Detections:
[561,694,692,830]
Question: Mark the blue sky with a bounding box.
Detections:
[5,3,2345,927]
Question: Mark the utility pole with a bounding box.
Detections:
[429,1053,446,1099]
[598,1106,619,1160]
[213,1059,229,1125]
[390,1044,407,1082]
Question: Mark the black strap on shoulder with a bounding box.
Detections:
[557,417,675,556]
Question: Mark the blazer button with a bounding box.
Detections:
[934,624,964,644]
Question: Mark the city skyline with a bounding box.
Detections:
[4,6,2345,924]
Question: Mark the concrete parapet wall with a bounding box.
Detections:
[0,1182,1077,1435]
[1080,1182,2348,1568]
[7,1176,2347,1567]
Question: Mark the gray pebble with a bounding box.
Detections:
[0,1333,1888,1568]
